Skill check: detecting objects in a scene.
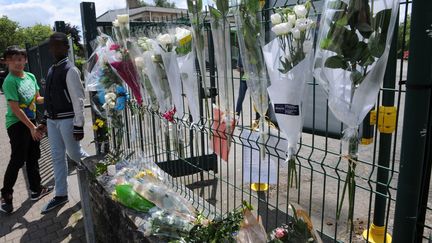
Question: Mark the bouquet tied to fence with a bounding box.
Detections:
[263,1,315,188]
[235,0,269,159]
[313,0,399,223]
[175,27,201,126]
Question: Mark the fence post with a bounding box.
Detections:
[392,0,432,241]
[54,21,66,33]
[80,2,98,59]
[77,2,98,243]
[362,16,398,243]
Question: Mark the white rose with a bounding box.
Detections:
[112,19,119,27]
[157,34,173,46]
[296,18,309,31]
[271,13,282,25]
[135,57,144,68]
[293,5,307,18]
[117,14,129,24]
[288,14,296,24]
[107,165,116,176]
[291,27,301,39]
[271,22,292,36]
[303,40,313,54]
[108,101,116,109]
[105,92,116,102]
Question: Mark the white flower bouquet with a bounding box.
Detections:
[175,27,201,125]
[263,1,315,187]
[313,0,399,222]
[209,0,236,162]
[157,32,185,120]
[187,0,210,119]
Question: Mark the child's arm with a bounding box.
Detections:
[8,101,43,141]
[35,91,44,104]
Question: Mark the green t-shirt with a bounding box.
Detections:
[2,71,40,129]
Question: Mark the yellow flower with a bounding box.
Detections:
[92,125,99,131]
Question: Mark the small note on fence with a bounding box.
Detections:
[242,130,278,184]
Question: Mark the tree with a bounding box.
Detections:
[0,16,20,56]
[64,23,85,57]
[16,24,52,48]
[397,15,410,57]
[138,0,151,7]
[153,0,176,8]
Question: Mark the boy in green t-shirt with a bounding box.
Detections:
[0,46,53,214]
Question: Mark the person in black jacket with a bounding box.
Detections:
[40,32,89,214]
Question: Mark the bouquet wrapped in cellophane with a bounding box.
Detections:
[209,0,236,163]
[110,14,143,105]
[235,0,269,159]
[83,32,131,166]
[175,27,201,126]
[313,0,399,222]
[263,1,316,188]
[128,37,159,110]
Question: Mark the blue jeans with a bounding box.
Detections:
[47,118,88,197]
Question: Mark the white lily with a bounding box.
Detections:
[271,13,282,25]
[295,18,309,31]
[157,34,173,49]
[291,27,301,39]
[271,22,292,36]
[287,14,296,24]
[293,4,307,18]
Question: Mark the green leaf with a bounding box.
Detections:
[325,55,349,69]
[373,9,392,34]
[352,41,373,66]
[350,70,364,86]
[209,6,222,20]
[327,0,348,10]
[215,0,229,16]
[368,32,385,58]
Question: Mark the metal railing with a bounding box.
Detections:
[77,1,431,242]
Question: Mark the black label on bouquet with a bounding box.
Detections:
[274,104,299,116]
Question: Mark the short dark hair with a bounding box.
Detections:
[3,46,27,59]
[49,32,69,47]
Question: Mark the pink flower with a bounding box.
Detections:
[110,60,142,105]
[109,44,121,51]
[275,228,286,239]
[162,107,176,122]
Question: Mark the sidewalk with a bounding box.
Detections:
[0,93,95,243]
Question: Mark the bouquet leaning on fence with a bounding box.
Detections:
[157,32,185,120]
[313,0,399,223]
[110,14,143,106]
[235,0,269,159]
[187,0,210,120]
[175,27,201,126]
[263,1,315,188]
[209,0,236,162]
[128,37,159,110]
